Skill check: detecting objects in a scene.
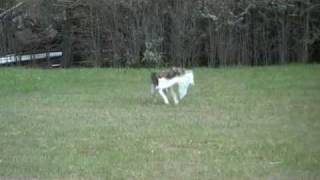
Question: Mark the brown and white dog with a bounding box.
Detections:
[151,67,194,104]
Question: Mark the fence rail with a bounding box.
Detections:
[0,51,63,65]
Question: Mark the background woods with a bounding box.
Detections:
[1,0,319,67]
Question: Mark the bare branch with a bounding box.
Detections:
[0,2,24,19]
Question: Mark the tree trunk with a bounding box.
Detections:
[62,11,73,68]
[302,9,310,63]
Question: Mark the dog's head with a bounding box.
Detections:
[185,70,195,86]
[178,70,194,99]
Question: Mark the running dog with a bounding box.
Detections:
[151,67,194,104]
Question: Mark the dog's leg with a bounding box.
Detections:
[159,89,170,105]
[169,87,179,105]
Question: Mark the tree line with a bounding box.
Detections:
[1,0,319,67]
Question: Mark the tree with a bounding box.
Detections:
[1,0,319,67]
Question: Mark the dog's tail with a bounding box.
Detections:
[151,72,158,86]
[150,72,158,95]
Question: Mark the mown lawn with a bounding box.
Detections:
[0,65,319,180]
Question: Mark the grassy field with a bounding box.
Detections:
[0,65,320,180]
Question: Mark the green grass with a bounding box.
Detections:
[0,65,320,179]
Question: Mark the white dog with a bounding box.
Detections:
[151,67,194,104]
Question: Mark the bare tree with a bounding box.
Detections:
[1,0,320,67]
